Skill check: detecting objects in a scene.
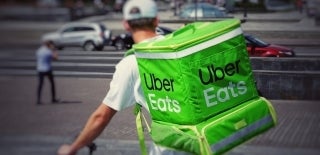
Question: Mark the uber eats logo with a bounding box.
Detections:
[198,59,248,107]
[142,59,249,113]
[143,73,181,113]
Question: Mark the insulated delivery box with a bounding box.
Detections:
[131,19,277,155]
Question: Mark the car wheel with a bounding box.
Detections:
[83,41,96,51]
[114,39,125,50]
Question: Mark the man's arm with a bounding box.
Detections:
[57,103,117,155]
[52,50,58,61]
[49,44,58,61]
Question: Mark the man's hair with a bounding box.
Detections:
[127,17,156,31]
[44,40,54,46]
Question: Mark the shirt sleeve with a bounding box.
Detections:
[102,55,138,111]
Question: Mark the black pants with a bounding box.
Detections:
[37,71,56,103]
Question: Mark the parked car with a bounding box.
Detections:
[42,22,112,51]
[111,26,174,50]
[179,2,228,19]
[244,34,295,57]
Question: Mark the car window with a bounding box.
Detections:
[76,26,95,31]
[189,8,202,17]
[62,27,76,33]
[245,38,253,45]
[246,35,269,47]
[204,5,225,17]
[180,6,194,17]
[203,8,217,17]
[251,37,269,47]
[182,4,193,11]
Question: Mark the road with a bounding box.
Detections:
[0,44,319,155]
[0,46,122,78]
[0,36,319,155]
[0,45,319,78]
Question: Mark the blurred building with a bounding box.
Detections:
[0,0,113,21]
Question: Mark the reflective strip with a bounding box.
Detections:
[135,27,243,59]
[211,115,273,152]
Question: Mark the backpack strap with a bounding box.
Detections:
[125,48,135,57]
[134,104,150,155]
[127,47,150,154]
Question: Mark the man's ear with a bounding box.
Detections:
[123,20,131,32]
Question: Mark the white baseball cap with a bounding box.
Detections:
[123,0,157,20]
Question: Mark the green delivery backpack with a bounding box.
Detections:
[129,19,277,155]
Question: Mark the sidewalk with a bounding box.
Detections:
[0,76,319,155]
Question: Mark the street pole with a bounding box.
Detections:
[195,0,198,21]
[174,0,177,16]
[243,0,248,19]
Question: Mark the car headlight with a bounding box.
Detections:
[279,51,294,56]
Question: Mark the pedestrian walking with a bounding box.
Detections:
[36,40,59,105]
[57,0,190,154]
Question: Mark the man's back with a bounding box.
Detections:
[36,45,52,72]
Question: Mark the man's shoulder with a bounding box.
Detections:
[124,49,135,56]
[118,54,137,69]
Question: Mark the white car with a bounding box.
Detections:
[42,22,112,51]
[179,2,228,19]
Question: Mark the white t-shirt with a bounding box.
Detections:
[103,54,147,111]
[102,36,192,155]
[36,45,53,72]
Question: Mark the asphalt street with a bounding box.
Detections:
[0,76,320,155]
